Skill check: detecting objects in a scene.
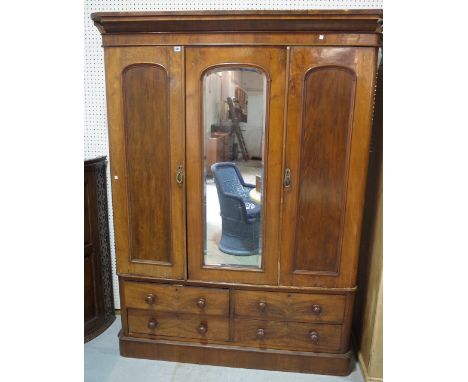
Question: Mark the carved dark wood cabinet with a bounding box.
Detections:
[92,10,382,375]
[84,157,115,342]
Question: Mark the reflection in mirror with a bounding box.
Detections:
[203,68,267,269]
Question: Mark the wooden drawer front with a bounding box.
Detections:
[234,318,342,352]
[128,309,229,341]
[124,282,229,316]
[233,290,346,323]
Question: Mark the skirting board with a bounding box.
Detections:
[357,350,383,382]
[119,331,354,376]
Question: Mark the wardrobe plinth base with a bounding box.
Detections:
[119,332,354,376]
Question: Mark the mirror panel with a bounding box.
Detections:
[203,68,267,268]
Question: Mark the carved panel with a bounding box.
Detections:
[84,157,115,342]
[84,180,92,245]
[84,256,96,321]
[94,163,115,320]
[293,66,356,274]
[122,64,172,264]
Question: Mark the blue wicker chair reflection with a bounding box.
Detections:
[211,162,261,256]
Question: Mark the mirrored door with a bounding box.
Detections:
[203,67,266,269]
[186,47,286,285]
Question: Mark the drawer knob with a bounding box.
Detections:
[147,319,158,330]
[309,330,320,344]
[312,304,321,315]
[256,328,266,340]
[145,294,156,305]
[198,322,208,335]
[197,297,206,309]
[258,300,267,311]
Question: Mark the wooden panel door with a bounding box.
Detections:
[104,47,186,279]
[186,47,286,285]
[280,47,377,288]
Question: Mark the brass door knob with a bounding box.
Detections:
[198,323,208,335]
[258,300,267,311]
[312,304,321,315]
[145,294,156,305]
[147,319,158,330]
[256,328,266,339]
[197,297,206,309]
[309,330,319,344]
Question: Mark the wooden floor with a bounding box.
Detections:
[84,318,365,382]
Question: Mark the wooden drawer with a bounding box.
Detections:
[234,318,343,352]
[123,282,229,316]
[233,290,346,323]
[128,309,230,341]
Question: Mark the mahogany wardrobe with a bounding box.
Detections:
[92,10,382,376]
